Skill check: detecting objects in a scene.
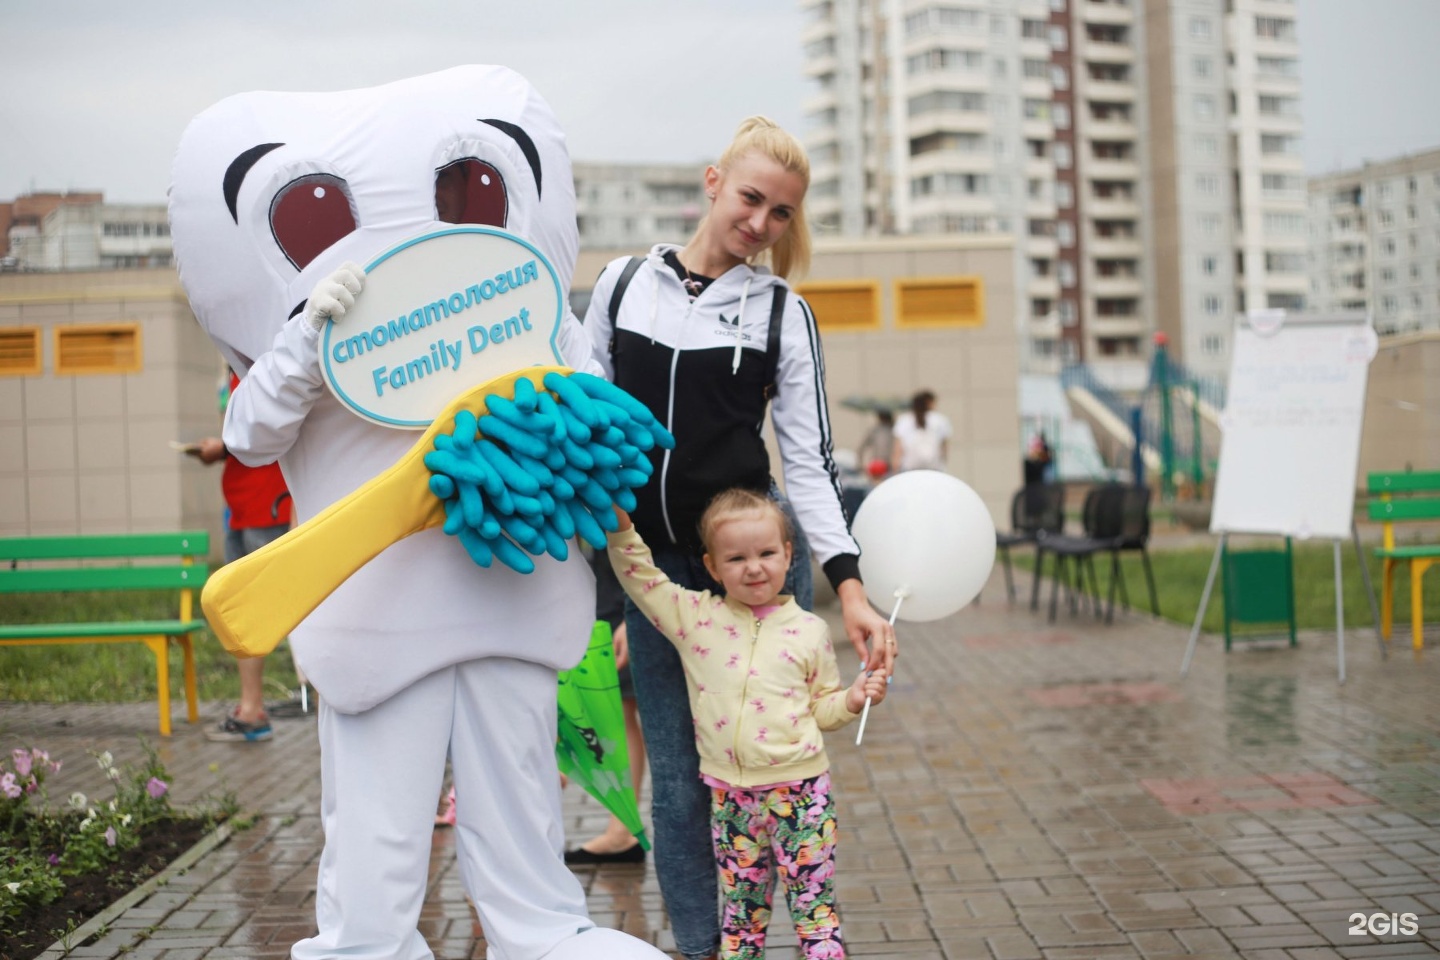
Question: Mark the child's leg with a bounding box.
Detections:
[711,784,776,960]
[770,774,846,959]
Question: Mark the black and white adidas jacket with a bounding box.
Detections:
[583,244,861,589]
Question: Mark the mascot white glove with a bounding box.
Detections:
[304,262,366,332]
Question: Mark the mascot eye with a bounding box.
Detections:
[269,174,358,270]
[435,159,507,227]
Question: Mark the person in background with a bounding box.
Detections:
[856,409,895,480]
[190,369,292,743]
[891,389,951,472]
[583,116,895,960]
[607,490,887,960]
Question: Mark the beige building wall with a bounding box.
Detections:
[1358,332,1440,479]
[0,268,226,550]
[577,235,1022,522]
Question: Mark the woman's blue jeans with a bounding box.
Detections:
[624,501,813,960]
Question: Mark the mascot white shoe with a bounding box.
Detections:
[169,66,668,960]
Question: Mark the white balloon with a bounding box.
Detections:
[851,470,997,622]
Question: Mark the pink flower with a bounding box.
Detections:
[104,826,117,847]
[1,772,20,799]
[12,749,33,777]
[146,777,169,799]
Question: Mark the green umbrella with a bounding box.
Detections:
[555,621,650,850]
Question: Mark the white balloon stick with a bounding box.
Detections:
[855,590,905,746]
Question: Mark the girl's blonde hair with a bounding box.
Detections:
[704,116,812,281]
[698,488,793,556]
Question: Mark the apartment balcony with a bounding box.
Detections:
[1084,118,1138,141]
[803,53,838,78]
[1083,80,1136,102]
[1029,311,1063,335]
[1026,235,1060,258]
[1089,236,1142,258]
[906,111,993,138]
[1082,41,1135,65]
[907,194,996,221]
[1088,315,1147,337]
[1261,274,1309,295]
[1081,1,1135,27]
[1025,198,1058,219]
[1089,275,1144,298]
[1085,158,1140,181]
[803,88,839,116]
[1021,118,1055,141]
[1086,195,1140,219]
[1020,77,1053,99]
[801,17,836,45]
[908,151,996,176]
[906,72,989,98]
[1018,37,1051,59]
[1028,276,1061,298]
[1025,158,1055,179]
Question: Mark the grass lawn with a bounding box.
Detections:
[0,590,301,704]
[1011,539,1438,637]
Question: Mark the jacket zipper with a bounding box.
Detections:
[659,287,695,545]
[733,613,761,781]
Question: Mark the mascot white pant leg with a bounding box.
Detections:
[294,658,666,960]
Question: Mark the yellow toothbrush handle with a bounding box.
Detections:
[201,366,567,658]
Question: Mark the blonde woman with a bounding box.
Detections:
[583,117,895,960]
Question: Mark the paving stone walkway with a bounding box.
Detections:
[4,570,1438,959]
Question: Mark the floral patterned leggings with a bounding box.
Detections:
[709,772,845,959]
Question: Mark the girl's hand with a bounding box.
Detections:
[846,666,889,714]
[612,506,633,531]
[611,621,629,671]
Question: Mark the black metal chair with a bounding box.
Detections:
[1033,483,1128,622]
[996,483,1066,602]
[1101,485,1160,622]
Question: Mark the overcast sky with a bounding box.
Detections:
[1,0,1436,203]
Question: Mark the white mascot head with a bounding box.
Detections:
[169,65,578,376]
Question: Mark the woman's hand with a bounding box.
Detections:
[835,579,896,674]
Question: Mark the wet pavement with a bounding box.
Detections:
[4,566,1438,959]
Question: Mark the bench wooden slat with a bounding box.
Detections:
[1367,471,1440,494]
[0,531,209,562]
[1367,499,1440,522]
[0,620,207,641]
[1375,545,1440,560]
[0,565,208,594]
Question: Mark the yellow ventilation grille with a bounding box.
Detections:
[54,324,142,375]
[894,277,985,328]
[793,281,881,331]
[0,328,42,376]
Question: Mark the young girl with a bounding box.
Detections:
[608,489,888,960]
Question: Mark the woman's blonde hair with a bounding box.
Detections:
[698,488,793,556]
[704,116,812,281]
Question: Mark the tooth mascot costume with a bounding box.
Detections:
[169,67,667,960]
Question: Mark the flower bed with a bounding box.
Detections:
[1,745,233,959]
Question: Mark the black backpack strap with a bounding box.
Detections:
[606,255,644,359]
[762,286,786,401]
[608,256,644,327]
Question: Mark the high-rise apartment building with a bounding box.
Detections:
[799,0,1303,385]
[1308,147,1440,337]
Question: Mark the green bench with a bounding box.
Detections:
[1368,471,1440,651]
[0,531,210,735]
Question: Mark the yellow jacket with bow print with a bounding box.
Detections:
[608,525,859,788]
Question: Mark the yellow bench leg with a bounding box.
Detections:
[180,636,199,725]
[142,636,172,736]
[1381,558,1394,641]
[1412,557,1435,652]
